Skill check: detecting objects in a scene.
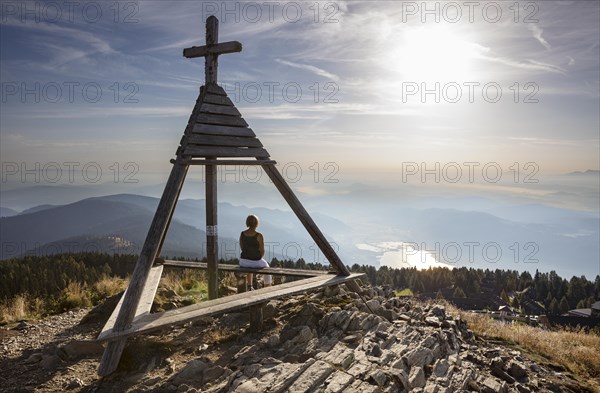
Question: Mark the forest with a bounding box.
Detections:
[1,252,599,316]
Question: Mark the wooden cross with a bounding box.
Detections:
[184,15,242,85]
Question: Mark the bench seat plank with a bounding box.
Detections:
[98,273,364,341]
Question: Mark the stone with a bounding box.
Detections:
[24,352,43,364]
[425,316,441,328]
[379,308,399,322]
[482,377,507,393]
[341,333,362,344]
[266,334,280,347]
[429,305,446,319]
[60,340,103,359]
[409,366,426,389]
[366,299,381,313]
[393,369,410,391]
[324,371,353,393]
[369,369,388,386]
[432,358,450,378]
[490,357,505,370]
[203,365,226,384]
[262,302,277,320]
[423,382,440,393]
[405,347,434,368]
[172,360,209,386]
[508,361,528,379]
[287,360,334,393]
[295,326,314,343]
[491,364,516,384]
[323,344,355,369]
[65,378,84,389]
[40,354,61,370]
[370,344,382,357]
[234,378,262,393]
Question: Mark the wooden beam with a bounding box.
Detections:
[205,83,227,96]
[200,103,241,116]
[196,113,248,127]
[192,123,255,137]
[186,134,263,148]
[98,265,163,340]
[183,41,242,58]
[98,273,365,341]
[172,159,277,166]
[98,159,189,377]
[184,146,269,158]
[203,93,234,106]
[206,160,218,300]
[161,259,330,277]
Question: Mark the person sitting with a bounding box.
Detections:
[239,214,272,289]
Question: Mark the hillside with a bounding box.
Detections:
[1,285,598,392]
[0,196,222,260]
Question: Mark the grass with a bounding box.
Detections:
[443,301,600,385]
[159,269,208,302]
[0,275,128,324]
[395,288,414,297]
[0,295,45,324]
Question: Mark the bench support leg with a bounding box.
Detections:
[237,274,247,293]
[249,304,264,332]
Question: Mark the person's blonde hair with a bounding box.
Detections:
[246,214,259,229]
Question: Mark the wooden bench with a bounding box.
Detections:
[160,258,331,278]
[98,272,364,341]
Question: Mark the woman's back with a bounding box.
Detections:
[240,231,261,260]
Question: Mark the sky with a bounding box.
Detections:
[0,1,599,277]
[1,0,598,179]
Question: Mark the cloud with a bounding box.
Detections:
[479,54,566,75]
[275,59,340,81]
[528,24,551,50]
[0,17,113,56]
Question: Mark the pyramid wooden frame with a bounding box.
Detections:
[97,16,363,376]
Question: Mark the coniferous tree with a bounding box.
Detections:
[549,298,559,315]
[453,286,466,298]
[559,296,570,315]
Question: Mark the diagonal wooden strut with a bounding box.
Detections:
[98,157,189,377]
[259,161,363,294]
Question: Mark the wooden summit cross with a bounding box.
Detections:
[97,15,364,377]
[184,15,243,301]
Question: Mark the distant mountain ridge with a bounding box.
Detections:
[0,196,210,260]
[0,207,18,217]
[0,194,347,262]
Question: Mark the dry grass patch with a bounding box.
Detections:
[444,303,600,382]
[0,294,44,323]
[93,275,128,299]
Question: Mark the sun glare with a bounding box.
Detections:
[387,25,481,83]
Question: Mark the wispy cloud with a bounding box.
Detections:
[275,59,340,81]
[479,54,566,75]
[528,24,551,50]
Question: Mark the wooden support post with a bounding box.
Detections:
[206,160,219,300]
[205,16,219,84]
[98,163,189,376]
[249,304,264,332]
[237,274,247,293]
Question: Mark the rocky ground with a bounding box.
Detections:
[0,285,597,393]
